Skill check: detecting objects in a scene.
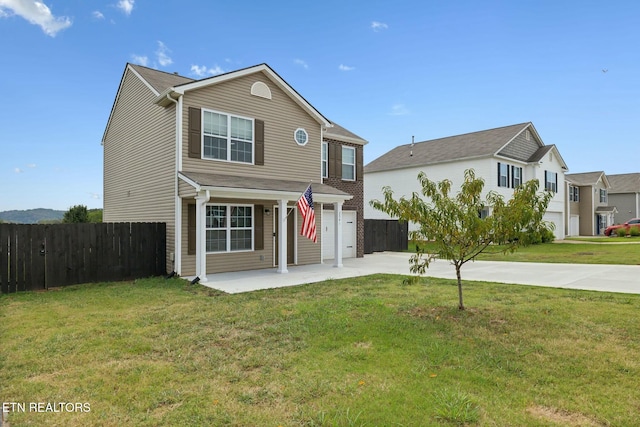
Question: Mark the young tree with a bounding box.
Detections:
[371,169,553,310]
[63,205,89,223]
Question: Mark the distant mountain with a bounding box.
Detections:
[0,209,65,224]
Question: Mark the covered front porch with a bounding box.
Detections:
[177,171,352,281]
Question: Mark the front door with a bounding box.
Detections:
[274,207,295,265]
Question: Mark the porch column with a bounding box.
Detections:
[277,199,288,273]
[333,201,343,268]
[195,191,210,282]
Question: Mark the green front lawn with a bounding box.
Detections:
[2,276,639,426]
[409,240,640,265]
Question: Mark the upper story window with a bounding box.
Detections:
[545,171,558,193]
[295,128,308,146]
[206,204,253,253]
[498,162,509,187]
[599,189,607,203]
[512,166,522,187]
[322,142,328,178]
[569,185,580,202]
[498,162,523,188]
[203,110,253,164]
[342,146,356,181]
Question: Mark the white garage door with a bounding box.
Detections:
[323,210,356,259]
[543,211,563,240]
[569,215,580,236]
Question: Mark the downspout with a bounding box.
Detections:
[165,92,183,276]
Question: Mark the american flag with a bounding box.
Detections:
[297,185,317,243]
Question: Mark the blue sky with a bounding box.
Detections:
[1,0,639,211]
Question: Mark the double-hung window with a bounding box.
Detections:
[206,205,253,253]
[569,185,580,202]
[512,166,522,188]
[342,146,356,181]
[599,189,607,203]
[203,110,253,164]
[322,142,328,178]
[498,162,509,187]
[545,171,558,193]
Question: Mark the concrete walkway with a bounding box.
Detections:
[194,252,640,295]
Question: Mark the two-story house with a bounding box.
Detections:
[565,171,616,235]
[364,123,568,240]
[607,173,640,225]
[102,63,366,281]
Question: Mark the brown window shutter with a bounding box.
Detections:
[187,204,196,255]
[255,119,264,165]
[356,146,363,181]
[254,204,264,250]
[329,142,342,179]
[188,107,201,158]
[328,142,336,178]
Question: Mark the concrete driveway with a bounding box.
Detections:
[195,252,640,295]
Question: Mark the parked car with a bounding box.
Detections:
[604,218,640,236]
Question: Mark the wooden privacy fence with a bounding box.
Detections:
[0,223,166,294]
[364,219,408,254]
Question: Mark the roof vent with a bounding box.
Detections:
[251,81,272,99]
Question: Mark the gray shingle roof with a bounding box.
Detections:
[365,123,531,173]
[565,171,605,186]
[129,63,193,94]
[324,122,368,145]
[607,173,640,193]
[180,171,349,197]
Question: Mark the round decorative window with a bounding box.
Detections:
[294,128,308,146]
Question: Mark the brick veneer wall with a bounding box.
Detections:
[323,138,365,258]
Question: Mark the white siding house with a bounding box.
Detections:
[364,123,568,240]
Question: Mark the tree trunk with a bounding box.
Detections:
[456,264,465,310]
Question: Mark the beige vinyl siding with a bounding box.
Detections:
[578,187,594,235]
[178,179,197,198]
[181,73,322,182]
[180,199,321,276]
[103,68,176,272]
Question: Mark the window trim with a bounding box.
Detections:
[294,128,308,146]
[321,141,328,178]
[201,108,255,165]
[341,145,356,181]
[205,203,254,253]
[498,162,509,187]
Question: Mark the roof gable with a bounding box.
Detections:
[365,122,532,173]
[161,63,330,126]
[324,121,368,145]
[565,171,608,187]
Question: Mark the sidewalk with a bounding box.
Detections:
[195,252,640,295]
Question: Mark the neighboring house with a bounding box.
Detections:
[565,171,616,236]
[364,122,568,240]
[607,173,640,225]
[102,63,366,280]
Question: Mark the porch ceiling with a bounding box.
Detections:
[178,171,352,203]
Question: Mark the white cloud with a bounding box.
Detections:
[389,104,409,116]
[131,54,148,66]
[339,64,355,71]
[14,167,23,173]
[0,0,72,36]
[87,192,101,200]
[156,41,172,67]
[190,64,224,77]
[92,10,104,19]
[27,163,36,168]
[371,21,388,32]
[116,0,133,16]
[294,59,309,69]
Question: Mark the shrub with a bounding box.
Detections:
[616,227,627,237]
[630,226,640,237]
